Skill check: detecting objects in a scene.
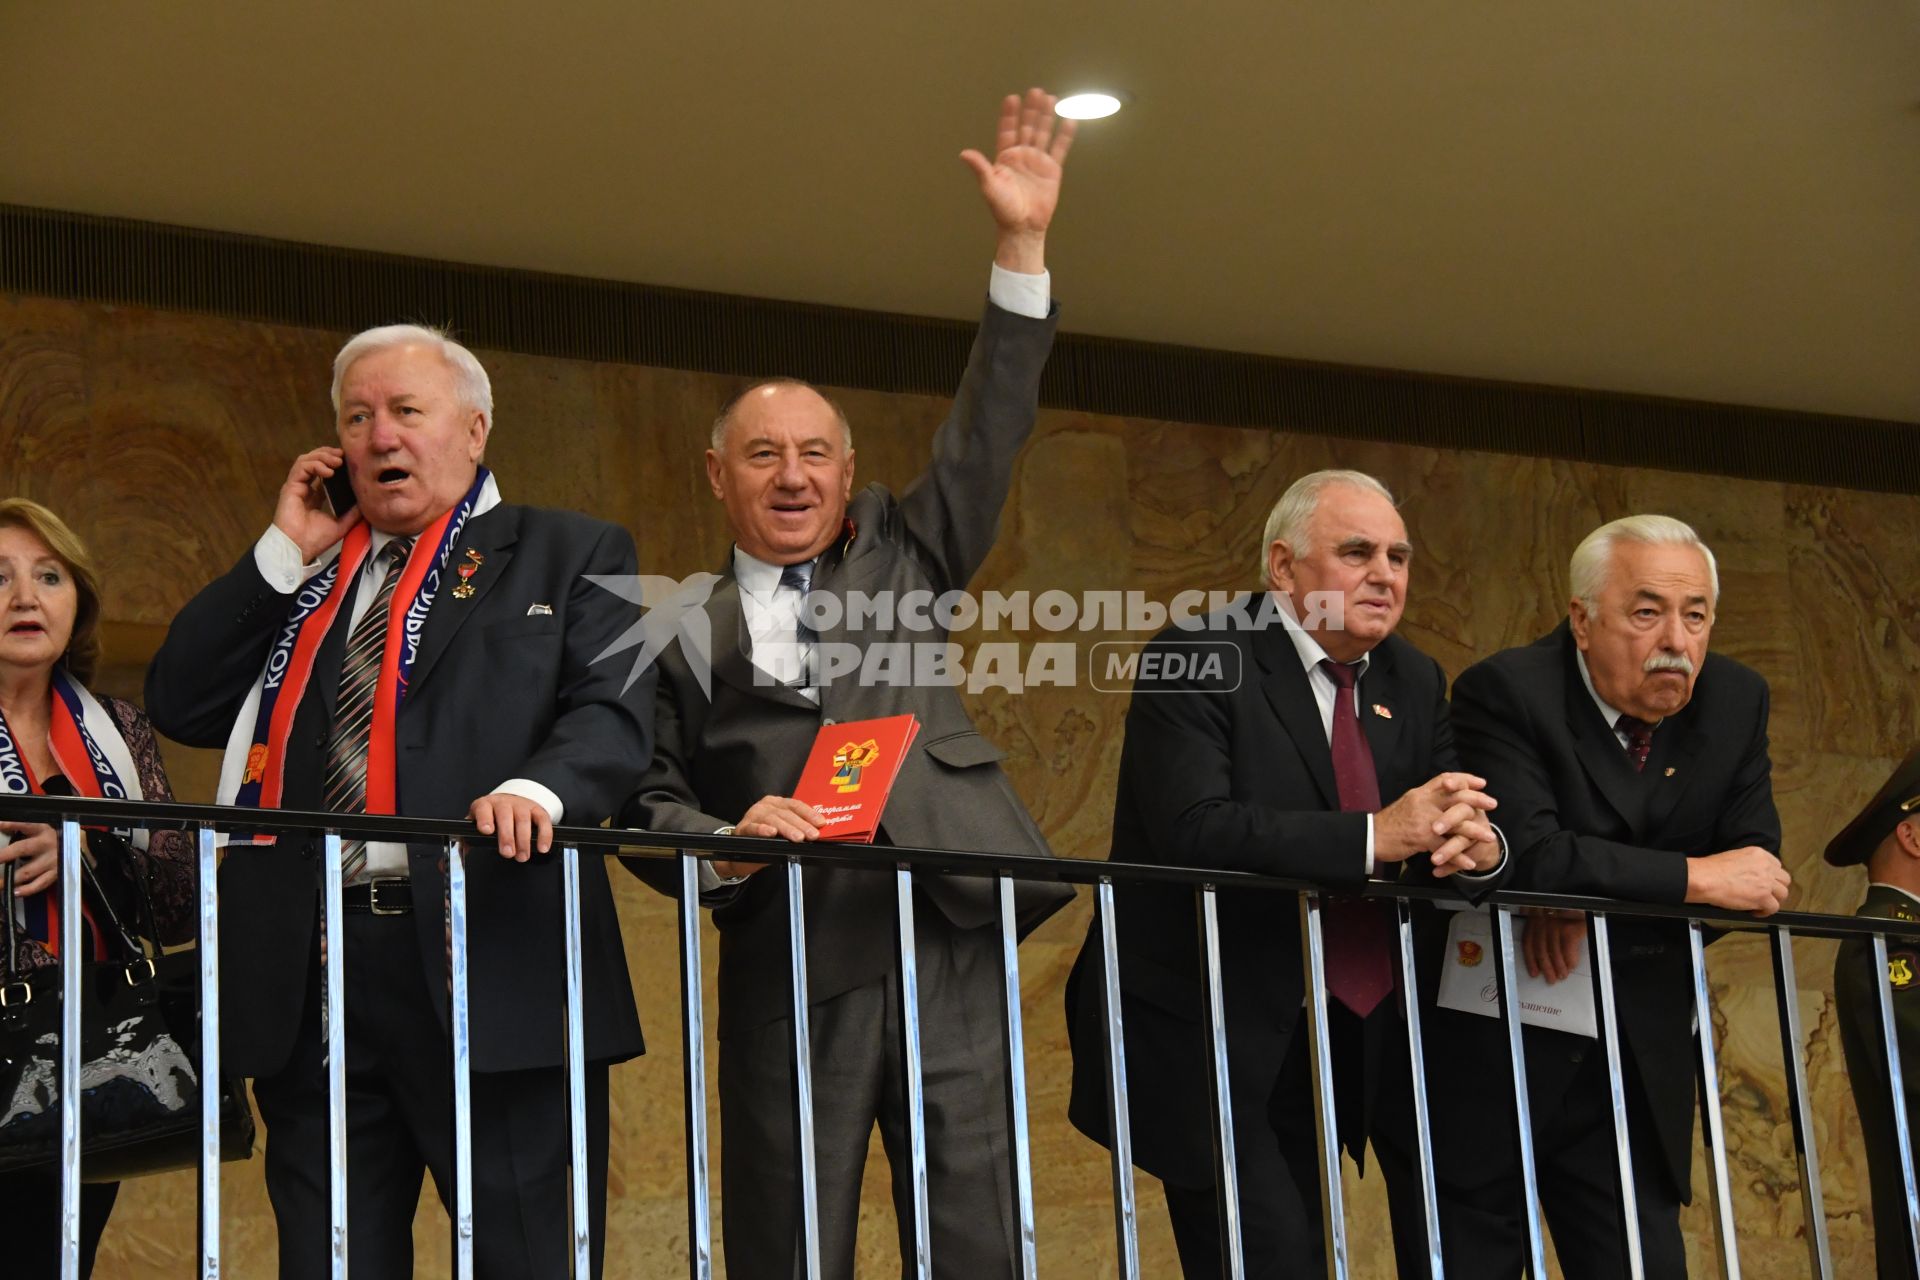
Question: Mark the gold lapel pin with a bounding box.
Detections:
[1372,703,1392,719]
[1664,766,1676,777]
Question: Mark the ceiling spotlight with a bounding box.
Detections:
[1055,92,1125,120]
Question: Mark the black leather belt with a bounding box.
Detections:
[340,878,412,916]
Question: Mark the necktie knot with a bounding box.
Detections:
[1616,714,1655,772]
[1319,658,1361,691]
[778,560,813,594]
[382,537,415,573]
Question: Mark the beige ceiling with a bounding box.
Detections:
[3,2,1916,423]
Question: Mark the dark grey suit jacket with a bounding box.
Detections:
[622,299,1074,1037]
[146,502,654,1077]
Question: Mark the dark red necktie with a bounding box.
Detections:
[1319,659,1395,1017]
[1616,714,1654,773]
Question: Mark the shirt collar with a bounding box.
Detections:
[732,546,806,601]
[1574,648,1637,733]
[1274,593,1370,681]
[1869,882,1920,912]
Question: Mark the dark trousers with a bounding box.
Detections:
[1161,1002,1435,1279]
[250,909,610,1280]
[0,1171,118,1277]
[1429,1018,1688,1280]
[718,907,1018,1279]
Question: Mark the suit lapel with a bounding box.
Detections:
[1356,643,1405,791]
[708,569,819,712]
[1561,644,1646,837]
[1641,702,1707,835]
[405,505,519,697]
[1257,624,1338,809]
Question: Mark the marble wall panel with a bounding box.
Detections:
[4,292,1919,1277]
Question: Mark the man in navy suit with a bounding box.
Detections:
[1428,514,1790,1278]
[148,325,652,1278]
[1066,469,1507,1277]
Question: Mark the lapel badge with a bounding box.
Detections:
[451,548,484,600]
[527,603,554,617]
[1664,766,1676,777]
[1372,703,1392,720]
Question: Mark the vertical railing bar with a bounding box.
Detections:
[1395,899,1443,1279]
[1095,879,1140,1280]
[896,868,932,1278]
[322,830,349,1279]
[1871,932,1920,1276]
[1590,913,1644,1280]
[448,841,475,1279]
[560,845,591,1280]
[59,818,83,1280]
[197,824,222,1280]
[1199,887,1245,1280]
[1299,892,1348,1279]
[786,859,823,1280]
[996,875,1038,1280]
[1490,907,1547,1278]
[1766,929,1830,1279]
[678,854,713,1280]
[1688,922,1741,1280]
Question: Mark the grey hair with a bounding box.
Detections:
[1569,514,1720,611]
[331,324,493,425]
[710,378,854,452]
[1258,469,1397,580]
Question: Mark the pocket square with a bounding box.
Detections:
[527,602,554,617]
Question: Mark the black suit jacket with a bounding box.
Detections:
[1065,599,1501,1187]
[1442,620,1780,1199]
[146,502,653,1077]
[621,300,1073,1037]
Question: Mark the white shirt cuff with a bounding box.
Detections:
[1455,822,1510,882]
[1364,813,1375,877]
[988,263,1050,319]
[699,825,748,891]
[253,525,322,593]
[491,778,563,825]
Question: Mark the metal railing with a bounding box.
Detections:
[3,790,1915,1280]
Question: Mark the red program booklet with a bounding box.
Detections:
[791,714,921,843]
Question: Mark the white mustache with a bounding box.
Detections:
[1644,654,1695,676]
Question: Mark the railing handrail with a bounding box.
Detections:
[0,791,1904,943]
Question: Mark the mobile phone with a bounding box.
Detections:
[323,466,357,516]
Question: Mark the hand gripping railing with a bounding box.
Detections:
[4,791,1914,1280]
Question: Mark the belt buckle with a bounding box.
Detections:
[367,877,408,916]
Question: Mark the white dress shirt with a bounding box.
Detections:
[253,492,561,879]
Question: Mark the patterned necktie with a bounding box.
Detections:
[323,537,414,883]
[1318,659,1395,1018]
[780,560,817,689]
[1616,714,1655,773]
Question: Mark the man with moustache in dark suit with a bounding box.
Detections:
[147,324,651,1278]
[1065,468,1508,1278]
[1429,514,1790,1278]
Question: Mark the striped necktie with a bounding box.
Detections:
[323,537,414,882]
[780,560,817,690]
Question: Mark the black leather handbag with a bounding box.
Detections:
[0,833,255,1181]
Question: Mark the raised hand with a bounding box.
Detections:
[274,446,362,562]
[959,88,1077,272]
